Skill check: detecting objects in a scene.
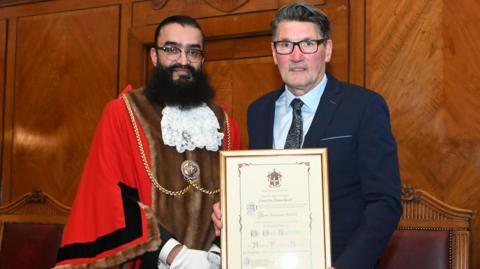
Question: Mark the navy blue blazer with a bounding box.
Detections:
[247,74,402,269]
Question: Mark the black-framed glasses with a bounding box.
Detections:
[156,45,204,62]
[273,39,328,55]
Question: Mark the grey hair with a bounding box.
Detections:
[271,2,331,40]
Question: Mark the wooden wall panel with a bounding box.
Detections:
[0,20,6,195]
[205,56,282,146]
[133,0,276,26]
[132,0,326,26]
[2,5,120,205]
[0,0,477,266]
[0,17,15,203]
[366,0,480,267]
[0,20,7,201]
[443,1,480,268]
[127,0,351,147]
[8,0,474,266]
[0,0,48,8]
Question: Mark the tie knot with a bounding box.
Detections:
[290,98,304,110]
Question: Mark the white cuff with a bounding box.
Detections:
[208,244,220,254]
[158,238,181,265]
[207,244,221,266]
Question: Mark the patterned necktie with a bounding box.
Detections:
[284,98,304,149]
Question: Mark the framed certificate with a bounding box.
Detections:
[219,148,331,269]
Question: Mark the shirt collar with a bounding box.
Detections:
[284,74,328,111]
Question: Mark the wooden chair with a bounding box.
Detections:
[381,185,474,269]
[0,190,70,269]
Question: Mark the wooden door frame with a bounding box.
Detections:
[124,0,366,88]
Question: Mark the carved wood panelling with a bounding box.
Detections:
[150,0,167,10]
[454,231,470,269]
[2,5,120,205]
[0,19,6,177]
[134,0,275,26]
[133,0,326,26]
[0,0,124,18]
[1,17,15,202]
[128,0,350,148]
[205,56,282,140]
[0,0,477,266]
[206,36,272,61]
[203,0,249,12]
[0,0,48,8]
[366,0,480,267]
[443,2,480,268]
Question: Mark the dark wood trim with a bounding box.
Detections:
[126,24,153,88]
[0,0,133,19]
[0,0,50,9]
[348,0,365,86]
[0,19,6,202]
[118,2,133,93]
[1,17,15,204]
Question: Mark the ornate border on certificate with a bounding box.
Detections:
[220,149,331,269]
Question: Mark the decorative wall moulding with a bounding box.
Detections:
[0,0,48,8]
[151,0,168,10]
[204,0,249,12]
[151,0,249,12]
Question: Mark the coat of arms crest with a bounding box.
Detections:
[267,169,282,188]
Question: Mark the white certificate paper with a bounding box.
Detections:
[220,149,331,269]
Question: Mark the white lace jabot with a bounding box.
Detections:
[161,103,224,153]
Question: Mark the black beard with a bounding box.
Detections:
[144,64,214,109]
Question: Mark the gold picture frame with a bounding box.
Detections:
[219,148,331,269]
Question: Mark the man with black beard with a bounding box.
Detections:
[54,16,240,269]
[145,62,214,109]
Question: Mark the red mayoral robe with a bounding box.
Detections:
[54,86,240,268]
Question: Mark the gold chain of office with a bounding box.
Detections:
[122,95,230,196]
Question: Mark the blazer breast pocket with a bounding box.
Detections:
[319,135,355,156]
[320,135,353,141]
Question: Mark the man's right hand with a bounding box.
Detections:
[211,202,223,236]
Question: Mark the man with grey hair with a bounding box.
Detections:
[213,3,402,269]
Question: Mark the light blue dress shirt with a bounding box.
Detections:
[273,75,328,149]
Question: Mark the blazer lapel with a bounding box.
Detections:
[303,74,344,148]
